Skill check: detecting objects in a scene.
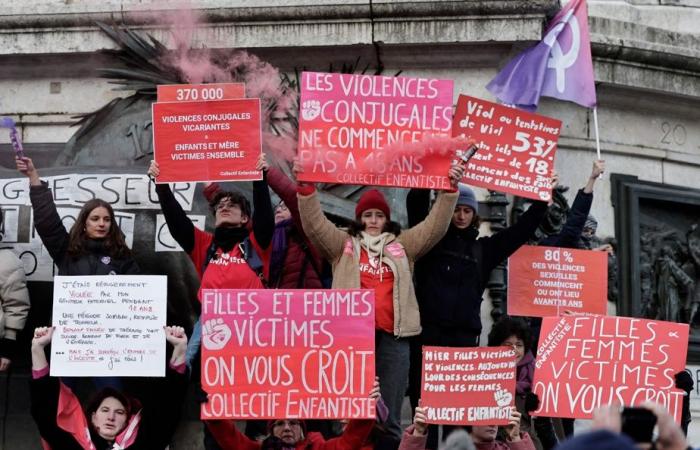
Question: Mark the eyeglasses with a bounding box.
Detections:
[504,342,525,350]
[272,420,302,428]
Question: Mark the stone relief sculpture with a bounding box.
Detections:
[640,225,700,325]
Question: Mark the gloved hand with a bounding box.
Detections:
[525,391,540,412]
[674,370,693,394]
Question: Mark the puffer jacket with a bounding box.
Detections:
[29,182,139,276]
[0,249,30,358]
[298,187,458,337]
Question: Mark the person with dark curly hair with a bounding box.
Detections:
[16,156,139,276]
[488,317,542,449]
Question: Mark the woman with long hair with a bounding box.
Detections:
[294,158,464,440]
[15,157,139,275]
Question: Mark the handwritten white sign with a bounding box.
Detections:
[50,275,167,377]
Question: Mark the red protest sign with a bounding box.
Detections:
[200,289,376,420]
[421,346,516,426]
[297,71,456,190]
[152,99,262,183]
[532,316,689,422]
[157,83,245,102]
[452,95,562,202]
[507,245,608,317]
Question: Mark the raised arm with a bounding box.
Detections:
[136,326,189,449]
[28,327,84,448]
[252,154,274,249]
[148,160,196,253]
[267,166,303,228]
[16,157,70,261]
[293,158,348,262]
[480,200,548,274]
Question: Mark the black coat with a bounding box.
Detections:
[407,189,547,332]
[29,183,140,276]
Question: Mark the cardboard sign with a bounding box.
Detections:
[152,98,262,183]
[533,316,689,422]
[421,346,516,425]
[297,71,456,189]
[157,83,245,102]
[453,95,561,202]
[507,246,608,317]
[50,275,167,377]
[200,289,376,420]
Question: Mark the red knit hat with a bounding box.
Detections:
[355,189,391,221]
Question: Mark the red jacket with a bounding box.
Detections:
[206,418,375,450]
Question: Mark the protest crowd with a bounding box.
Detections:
[1,2,698,450]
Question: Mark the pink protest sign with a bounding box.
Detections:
[297,72,457,189]
[533,316,689,422]
[200,289,376,420]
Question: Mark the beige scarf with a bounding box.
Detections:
[357,231,396,282]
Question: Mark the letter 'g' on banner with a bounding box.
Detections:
[297,71,456,190]
[200,289,376,420]
[421,346,516,426]
[452,95,561,202]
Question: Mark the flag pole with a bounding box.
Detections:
[592,107,601,160]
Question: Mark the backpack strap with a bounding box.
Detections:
[240,237,268,287]
[201,241,218,274]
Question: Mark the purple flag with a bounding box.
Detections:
[486,0,597,110]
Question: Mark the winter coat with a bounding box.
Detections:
[29,182,140,276]
[538,190,592,248]
[203,168,323,289]
[30,365,187,450]
[407,189,547,332]
[0,249,30,359]
[207,417,375,450]
[516,351,535,395]
[298,188,458,337]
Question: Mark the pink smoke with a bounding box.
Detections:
[139,3,297,163]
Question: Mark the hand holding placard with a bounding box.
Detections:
[505,410,522,442]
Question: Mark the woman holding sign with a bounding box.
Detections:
[15,156,140,276]
[295,158,464,440]
[29,325,188,450]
